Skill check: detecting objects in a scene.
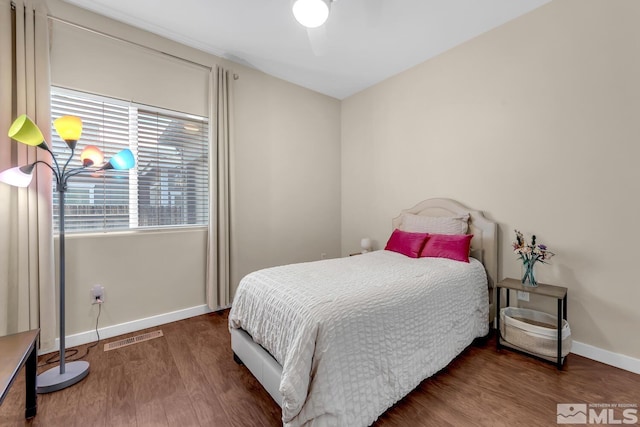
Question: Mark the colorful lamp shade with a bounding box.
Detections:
[7,115,48,150]
[292,0,330,28]
[103,148,135,170]
[54,116,82,150]
[0,164,36,187]
[80,145,104,167]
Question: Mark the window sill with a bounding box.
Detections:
[54,225,208,240]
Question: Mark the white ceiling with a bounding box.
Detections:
[62,0,550,100]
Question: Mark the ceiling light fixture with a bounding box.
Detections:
[292,0,331,29]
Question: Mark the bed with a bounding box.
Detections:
[229,198,497,427]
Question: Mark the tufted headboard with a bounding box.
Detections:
[392,198,498,321]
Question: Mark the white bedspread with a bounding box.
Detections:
[228,250,489,427]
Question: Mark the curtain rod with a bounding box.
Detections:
[47,15,215,72]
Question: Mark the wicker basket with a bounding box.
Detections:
[500,307,571,358]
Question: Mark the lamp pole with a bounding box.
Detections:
[36,150,91,393]
[57,182,67,374]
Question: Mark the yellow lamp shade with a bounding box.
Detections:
[80,145,104,167]
[8,115,45,147]
[54,116,82,148]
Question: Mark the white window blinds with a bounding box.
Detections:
[51,88,209,233]
[136,109,209,228]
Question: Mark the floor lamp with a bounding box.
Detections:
[0,114,135,393]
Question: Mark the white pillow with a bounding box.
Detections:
[400,212,470,235]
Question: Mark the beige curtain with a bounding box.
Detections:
[0,0,56,349]
[206,66,233,309]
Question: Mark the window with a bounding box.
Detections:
[51,88,209,233]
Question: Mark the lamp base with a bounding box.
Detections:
[37,361,90,394]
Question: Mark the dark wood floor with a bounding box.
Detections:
[1,310,638,426]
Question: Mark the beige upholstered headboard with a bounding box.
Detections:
[392,198,498,321]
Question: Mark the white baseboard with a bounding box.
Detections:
[40,304,217,355]
[571,340,640,375]
[494,314,639,375]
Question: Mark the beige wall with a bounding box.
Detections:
[57,229,207,334]
[47,0,342,336]
[341,0,640,359]
[41,0,639,362]
[231,67,342,284]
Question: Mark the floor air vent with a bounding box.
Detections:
[104,330,164,352]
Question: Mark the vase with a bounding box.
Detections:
[521,261,537,287]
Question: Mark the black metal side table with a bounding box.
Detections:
[496,278,568,369]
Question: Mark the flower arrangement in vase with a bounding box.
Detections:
[513,230,555,286]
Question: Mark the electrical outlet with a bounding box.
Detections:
[517,291,530,302]
[91,284,105,304]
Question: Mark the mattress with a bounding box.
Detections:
[229,250,489,427]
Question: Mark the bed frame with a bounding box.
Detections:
[231,198,498,407]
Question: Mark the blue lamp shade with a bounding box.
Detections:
[104,149,135,170]
[0,164,36,187]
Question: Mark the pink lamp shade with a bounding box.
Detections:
[0,164,36,187]
[80,145,104,167]
[7,115,49,151]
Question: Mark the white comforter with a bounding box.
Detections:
[228,250,489,427]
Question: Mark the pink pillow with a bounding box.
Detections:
[384,229,429,258]
[420,234,473,263]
